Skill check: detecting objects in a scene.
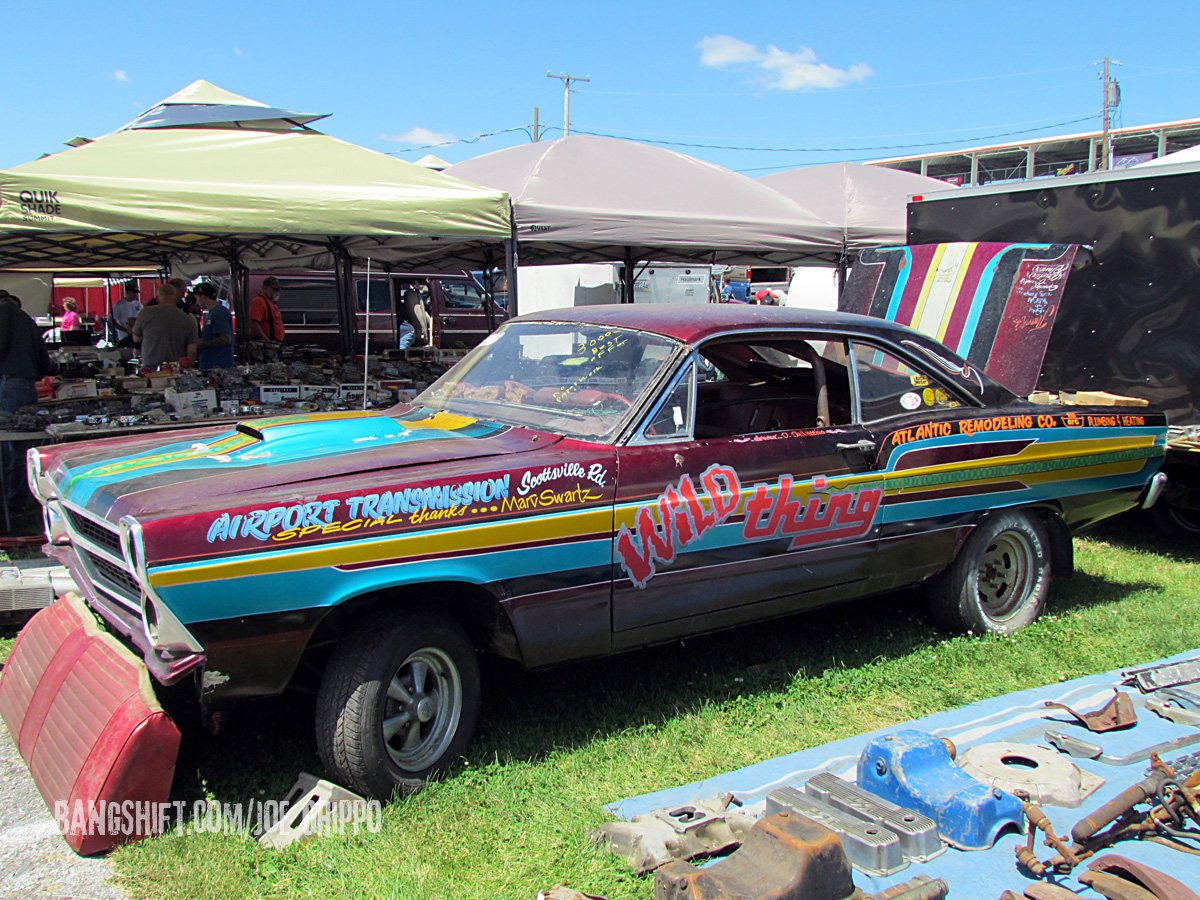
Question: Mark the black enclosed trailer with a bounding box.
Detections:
[906,158,1200,534]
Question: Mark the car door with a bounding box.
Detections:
[610,333,886,648]
[847,337,987,594]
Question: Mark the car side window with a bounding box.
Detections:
[639,358,695,442]
[440,281,484,309]
[850,341,961,423]
[692,335,853,438]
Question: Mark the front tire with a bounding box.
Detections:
[927,511,1051,636]
[316,611,481,800]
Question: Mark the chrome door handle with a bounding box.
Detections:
[836,439,876,452]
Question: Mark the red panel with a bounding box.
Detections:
[0,595,180,856]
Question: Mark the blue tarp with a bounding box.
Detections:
[608,649,1200,897]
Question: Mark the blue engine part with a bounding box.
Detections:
[855,729,1024,850]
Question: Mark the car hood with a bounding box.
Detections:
[43,406,560,520]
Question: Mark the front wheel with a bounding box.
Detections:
[316,611,481,800]
[927,511,1052,636]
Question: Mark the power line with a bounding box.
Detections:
[562,114,1100,154]
[381,125,531,155]
[581,64,1088,98]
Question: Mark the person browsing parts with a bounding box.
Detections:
[249,276,285,343]
[195,283,235,369]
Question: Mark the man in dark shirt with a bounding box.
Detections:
[195,283,235,369]
[1,295,52,513]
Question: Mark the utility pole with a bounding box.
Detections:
[533,107,539,142]
[547,72,590,138]
[1100,57,1122,170]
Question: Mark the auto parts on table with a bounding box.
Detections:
[958,741,1105,807]
[1043,690,1137,733]
[1045,729,1200,765]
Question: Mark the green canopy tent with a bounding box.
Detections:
[0,81,512,353]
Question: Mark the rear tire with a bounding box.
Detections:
[316,611,480,800]
[927,511,1051,636]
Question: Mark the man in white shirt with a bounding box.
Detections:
[110,281,143,347]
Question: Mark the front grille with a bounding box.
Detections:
[80,549,142,608]
[65,509,122,555]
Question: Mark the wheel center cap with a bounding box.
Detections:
[416,696,437,723]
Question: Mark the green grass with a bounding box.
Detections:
[51,519,1200,897]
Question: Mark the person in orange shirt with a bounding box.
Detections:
[249,276,286,343]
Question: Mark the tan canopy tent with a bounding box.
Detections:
[444,136,842,305]
[758,162,949,251]
[0,81,512,351]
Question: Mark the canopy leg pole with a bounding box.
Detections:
[837,245,849,300]
[362,257,372,410]
[227,255,250,358]
[622,247,636,304]
[333,246,359,357]
[505,220,519,318]
[481,247,497,333]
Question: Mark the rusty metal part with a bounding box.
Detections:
[594,796,756,874]
[653,811,858,900]
[1024,885,1088,900]
[1079,871,1162,900]
[1046,730,1200,765]
[871,875,948,900]
[1044,690,1138,732]
[1157,687,1200,711]
[961,742,1105,807]
[1071,760,1175,844]
[997,892,1023,900]
[1016,800,1080,875]
[1087,854,1200,900]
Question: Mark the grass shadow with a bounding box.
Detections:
[1048,570,1161,617]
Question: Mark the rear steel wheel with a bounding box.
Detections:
[927,511,1051,636]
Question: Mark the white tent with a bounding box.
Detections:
[444,136,843,269]
[758,162,951,252]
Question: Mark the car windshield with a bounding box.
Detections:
[413,320,683,440]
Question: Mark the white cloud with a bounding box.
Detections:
[697,35,763,68]
[234,47,244,57]
[113,69,131,83]
[697,35,871,90]
[378,127,456,146]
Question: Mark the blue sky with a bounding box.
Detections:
[4,0,1199,174]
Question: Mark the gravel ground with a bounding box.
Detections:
[0,718,124,900]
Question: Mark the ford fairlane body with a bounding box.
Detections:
[19,304,1167,801]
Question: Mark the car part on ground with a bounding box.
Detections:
[593,795,756,875]
[803,772,943,862]
[1043,690,1138,733]
[1124,657,1200,693]
[856,729,1025,850]
[1013,799,1080,876]
[1081,870,1169,900]
[925,511,1051,637]
[258,771,371,850]
[1153,687,1200,711]
[958,742,1105,807]
[0,559,77,613]
[1146,699,1200,728]
[1070,758,1178,846]
[1085,854,1200,900]
[765,786,907,876]
[315,610,480,801]
[653,811,949,900]
[0,593,179,855]
[1020,884,1090,900]
[1045,730,1200,766]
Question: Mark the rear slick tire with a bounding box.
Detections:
[316,611,480,801]
[927,511,1051,636]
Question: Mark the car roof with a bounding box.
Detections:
[514,303,1013,404]
[517,302,928,345]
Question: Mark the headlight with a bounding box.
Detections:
[119,516,203,655]
[26,448,56,499]
[43,501,69,544]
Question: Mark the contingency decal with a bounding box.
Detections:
[206,475,512,543]
[616,465,883,589]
